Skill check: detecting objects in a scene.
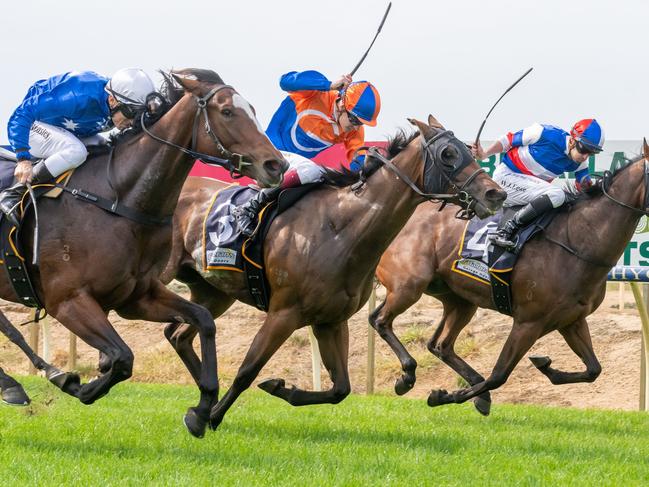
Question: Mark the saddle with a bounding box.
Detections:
[453,207,557,315]
[202,183,321,311]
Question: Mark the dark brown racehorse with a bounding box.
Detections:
[0,68,286,437]
[160,116,507,430]
[372,140,649,414]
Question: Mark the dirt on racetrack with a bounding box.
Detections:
[0,282,644,411]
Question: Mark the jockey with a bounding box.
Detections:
[1,68,156,226]
[472,119,604,249]
[233,69,381,236]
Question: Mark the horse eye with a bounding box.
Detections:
[221,108,233,118]
[441,146,458,165]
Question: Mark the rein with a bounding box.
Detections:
[543,157,649,268]
[360,130,485,218]
[55,83,253,227]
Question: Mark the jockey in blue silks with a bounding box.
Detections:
[2,68,156,225]
[472,118,604,249]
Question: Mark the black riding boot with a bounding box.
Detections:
[232,186,282,237]
[492,194,555,250]
[0,162,54,227]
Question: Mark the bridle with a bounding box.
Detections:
[140,84,252,179]
[359,129,486,219]
[599,157,649,216]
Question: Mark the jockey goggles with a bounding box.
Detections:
[346,111,363,127]
[110,103,140,120]
[575,140,600,156]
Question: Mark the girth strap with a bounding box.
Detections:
[57,185,172,226]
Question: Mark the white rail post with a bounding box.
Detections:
[307,327,321,391]
[28,309,38,375]
[630,282,649,411]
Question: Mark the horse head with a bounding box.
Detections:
[171,69,287,187]
[408,115,506,218]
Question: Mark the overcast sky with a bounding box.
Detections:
[1,0,647,146]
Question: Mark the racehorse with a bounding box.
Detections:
[372,140,649,414]
[160,115,507,430]
[0,68,287,438]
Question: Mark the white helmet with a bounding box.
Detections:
[106,68,155,105]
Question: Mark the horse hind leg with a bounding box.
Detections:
[369,286,424,396]
[529,318,602,385]
[0,310,81,398]
[0,366,30,406]
[427,296,491,415]
[258,320,351,406]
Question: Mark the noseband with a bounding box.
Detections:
[140,84,251,178]
[363,130,485,219]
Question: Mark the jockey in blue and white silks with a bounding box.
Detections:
[472,118,604,249]
[1,68,156,225]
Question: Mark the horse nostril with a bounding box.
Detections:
[264,159,284,176]
[486,188,507,202]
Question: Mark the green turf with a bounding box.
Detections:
[0,377,648,486]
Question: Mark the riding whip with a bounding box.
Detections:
[473,67,533,147]
[350,2,392,76]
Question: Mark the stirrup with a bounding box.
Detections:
[491,233,517,250]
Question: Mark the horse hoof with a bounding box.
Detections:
[473,396,491,416]
[258,378,285,396]
[394,377,415,396]
[47,370,81,398]
[184,408,207,439]
[1,385,30,406]
[529,355,552,369]
[427,389,448,408]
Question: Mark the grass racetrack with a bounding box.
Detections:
[1,377,648,486]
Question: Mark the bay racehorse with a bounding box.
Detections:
[161,115,507,430]
[0,68,286,438]
[372,140,649,414]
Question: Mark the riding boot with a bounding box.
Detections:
[232,186,282,237]
[492,194,554,250]
[0,162,54,227]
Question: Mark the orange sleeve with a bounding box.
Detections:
[343,127,365,165]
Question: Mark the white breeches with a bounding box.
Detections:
[28,121,90,177]
[493,163,565,208]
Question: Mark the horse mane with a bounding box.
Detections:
[109,68,225,147]
[564,153,643,206]
[320,129,421,188]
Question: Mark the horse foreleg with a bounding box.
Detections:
[370,296,420,396]
[0,366,30,406]
[259,321,351,406]
[428,297,491,415]
[117,280,219,439]
[529,318,602,385]
[210,308,297,431]
[0,310,80,398]
[428,320,542,408]
[163,283,234,386]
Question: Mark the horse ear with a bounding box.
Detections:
[427,114,445,130]
[171,71,202,96]
[643,138,649,159]
[408,117,433,137]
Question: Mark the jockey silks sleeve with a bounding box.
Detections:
[8,71,111,154]
[497,123,590,184]
[266,69,365,168]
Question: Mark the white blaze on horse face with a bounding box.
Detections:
[232,94,265,134]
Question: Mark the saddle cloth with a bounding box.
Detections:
[202,185,262,272]
[453,208,556,283]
